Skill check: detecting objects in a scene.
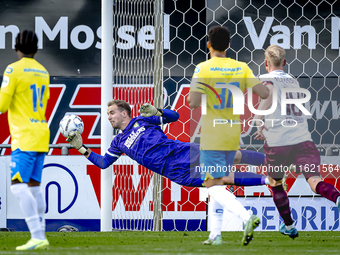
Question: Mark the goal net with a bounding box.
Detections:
[112,0,340,231]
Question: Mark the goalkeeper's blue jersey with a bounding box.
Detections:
[91,111,202,187]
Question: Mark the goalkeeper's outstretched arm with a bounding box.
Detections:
[66,131,118,169]
[161,109,179,123]
[139,103,179,124]
[87,151,118,169]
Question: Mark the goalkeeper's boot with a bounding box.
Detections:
[203,235,222,245]
[242,215,260,246]
[279,223,298,239]
[16,238,49,250]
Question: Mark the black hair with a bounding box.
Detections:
[15,30,38,54]
[208,26,230,52]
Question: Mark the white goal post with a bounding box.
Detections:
[153,0,164,231]
[101,0,113,232]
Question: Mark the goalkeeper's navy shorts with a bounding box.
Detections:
[10,148,46,183]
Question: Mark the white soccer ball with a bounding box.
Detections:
[59,114,84,138]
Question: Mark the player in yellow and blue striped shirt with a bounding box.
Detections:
[0,30,50,250]
[190,57,261,151]
[188,26,269,246]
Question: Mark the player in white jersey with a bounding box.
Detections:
[254,44,340,239]
[258,71,312,147]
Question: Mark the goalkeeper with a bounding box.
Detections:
[66,100,268,187]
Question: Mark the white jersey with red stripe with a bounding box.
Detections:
[258,70,312,147]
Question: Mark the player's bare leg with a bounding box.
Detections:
[306,176,322,193]
[233,150,242,164]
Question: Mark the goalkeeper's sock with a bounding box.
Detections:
[30,186,46,233]
[208,196,223,239]
[271,185,294,226]
[11,184,45,240]
[315,181,340,203]
[234,172,268,186]
[240,150,265,166]
[209,185,250,224]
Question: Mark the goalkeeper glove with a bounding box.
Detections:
[66,131,89,156]
[139,103,163,117]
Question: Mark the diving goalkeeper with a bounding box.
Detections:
[66,100,268,187]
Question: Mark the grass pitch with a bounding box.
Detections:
[1,231,340,255]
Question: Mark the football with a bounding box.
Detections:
[59,114,84,138]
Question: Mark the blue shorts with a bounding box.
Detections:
[11,149,46,183]
[199,150,237,181]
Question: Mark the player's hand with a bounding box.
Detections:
[139,103,162,117]
[254,129,266,141]
[254,120,268,141]
[66,131,83,150]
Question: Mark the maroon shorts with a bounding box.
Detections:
[263,141,321,181]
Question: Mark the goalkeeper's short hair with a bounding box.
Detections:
[108,100,131,117]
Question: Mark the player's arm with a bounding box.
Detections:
[252,82,269,99]
[87,150,119,169]
[66,132,119,168]
[254,83,274,120]
[187,91,202,109]
[0,72,15,114]
[139,103,179,124]
[244,64,269,99]
[0,92,12,114]
[253,83,274,140]
[187,73,203,109]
